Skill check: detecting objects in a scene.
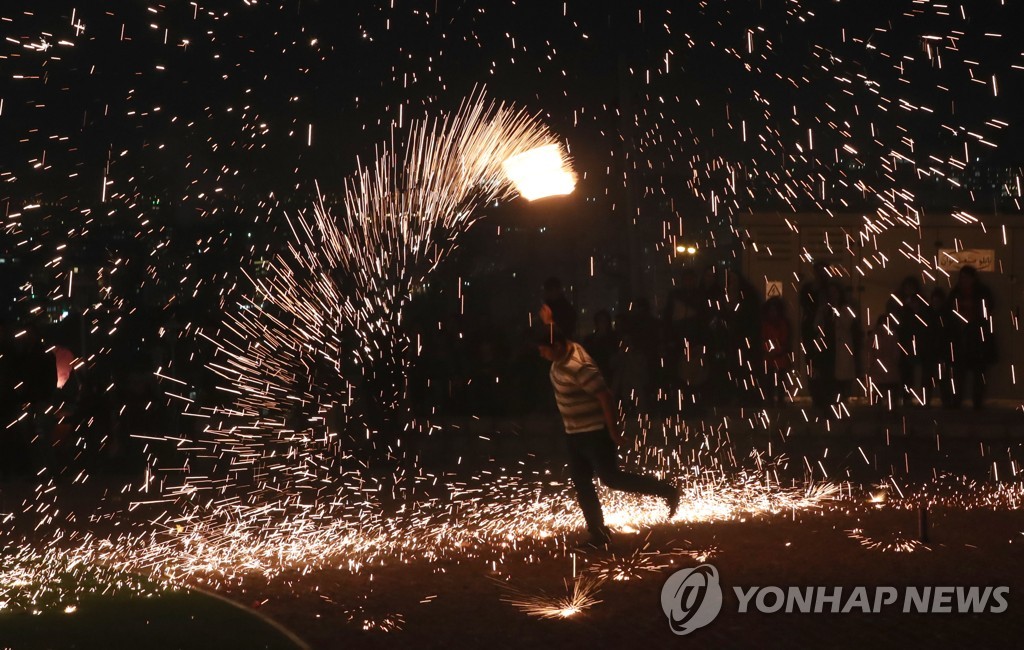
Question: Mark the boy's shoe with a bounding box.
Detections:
[666,487,681,520]
[576,526,612,552]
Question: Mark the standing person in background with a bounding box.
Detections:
[663,269,709,415]
[810,281,838,410]
[923,287,949,407]
[725,270,763,405]
[800,262,834,408]
[868,312,902,408]
[619,298,659,413]
[760,298,792,407]
[813,283,861,415]
[663,270,703,376]
[14,321,58,472]
[0,318,22,479]
[890,276,927,406]
[832,286,863,412]
[582,309,619,385]
[945,266,996,410]
[536,326,678,549]
[540,277,577,339]
[699,267,731,406]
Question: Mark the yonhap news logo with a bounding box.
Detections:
[659,564,723,635]
[661,564,1010,636]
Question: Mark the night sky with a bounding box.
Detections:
[2,0,1021,213]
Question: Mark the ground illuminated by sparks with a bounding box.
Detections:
[0,449,839,615]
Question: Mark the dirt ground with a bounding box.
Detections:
[4,407,1023,649]
[230,504,1024,650]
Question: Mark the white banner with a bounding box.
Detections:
[938,249,995,272]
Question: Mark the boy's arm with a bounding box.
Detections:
[597,389,622,445]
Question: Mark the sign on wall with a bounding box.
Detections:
[938,249,996,273]
[765,280,783,298]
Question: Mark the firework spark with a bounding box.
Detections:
[586,545,715,582]
[166,91,572,500]
[846,528,930,554]
[496,573,604,619]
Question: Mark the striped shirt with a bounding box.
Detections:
[549,342,609,433]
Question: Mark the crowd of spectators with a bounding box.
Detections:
[0,264,1001,479]
[406,264,1000,420]
[0,314,171,480]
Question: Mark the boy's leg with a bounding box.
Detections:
[589,430,674,499]
[565,433,606,540]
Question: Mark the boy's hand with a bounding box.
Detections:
[596,390,623,446]
[608,426,624,446]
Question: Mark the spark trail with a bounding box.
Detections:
[170,92,572,503]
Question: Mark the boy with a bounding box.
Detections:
[537,326,679,547]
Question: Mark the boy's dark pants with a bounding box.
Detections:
[566,428,675,538]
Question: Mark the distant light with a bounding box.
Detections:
[502,144,576,201]
[675,245,697,255]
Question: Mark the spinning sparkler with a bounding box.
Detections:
[168,92,577,506]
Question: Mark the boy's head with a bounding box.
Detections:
[535,325,569,362]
